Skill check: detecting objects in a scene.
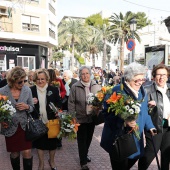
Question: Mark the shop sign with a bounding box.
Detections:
[0,46,20,52]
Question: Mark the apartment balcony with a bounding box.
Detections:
[49,3,55,15]
[49,28,55,39]
[0,21,12,32]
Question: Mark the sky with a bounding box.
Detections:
[57,0,170,24]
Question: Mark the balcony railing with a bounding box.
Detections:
[49,3,55,15]
[49,28,55,39]
[0,21,12,32]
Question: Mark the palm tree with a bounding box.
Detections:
[98,24,112,69]
[58,18,89,71]
[109,12,141,71]
[82,28,103,67]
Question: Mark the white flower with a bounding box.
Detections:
[7,100,11,105]
[130,101,134,104]
[131,104,136,109]
[90,97,94,101]
[129,109,134,114]
[67,124,71,127]
[64,129,72,132]
[125,105,130,111]
[9,111,13,116]
[135,106,140,113]
[87,93,94,97]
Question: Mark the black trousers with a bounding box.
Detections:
[138,128,170,170]
[109,152,138,170]
[77,122,95,166]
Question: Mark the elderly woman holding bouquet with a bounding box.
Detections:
[0,66,34,170]
[68,66,101,170]
[100,62,156,170]
[30,69,62,170]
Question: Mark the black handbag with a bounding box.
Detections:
[93,111,105,125]
[112,133,137,161]
[25,112,48,141]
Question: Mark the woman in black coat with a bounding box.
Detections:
[30,69,62,170]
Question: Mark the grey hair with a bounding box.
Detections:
[124,62,147,81]
[79,66,92,79]
[63,70,73,79]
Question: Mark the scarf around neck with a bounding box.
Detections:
[81,80,92,115]
[36,83,48,123]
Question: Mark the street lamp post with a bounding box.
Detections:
[130,18,137,62]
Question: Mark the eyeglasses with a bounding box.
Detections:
[133,79,146,84]
[156,74,167,77]
[17,80,27,84]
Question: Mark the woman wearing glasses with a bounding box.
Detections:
[0,66,34,170]
[138,64,170,170]
[30,69,62,170]
[100,62,156,170]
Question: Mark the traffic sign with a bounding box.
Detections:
[126,39,136,51]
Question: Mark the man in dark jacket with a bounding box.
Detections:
[138,64,170,170]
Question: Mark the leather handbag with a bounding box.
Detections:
[46,119,60,138]
[112,133,137,161]
[25,112,48,141]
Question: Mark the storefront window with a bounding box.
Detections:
[40,57,45,68]
[17,56,35,70]
[24,57,28,67]
[29,57,34,70]
[0,54,6,71]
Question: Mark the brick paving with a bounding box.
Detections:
[0,124,159,170]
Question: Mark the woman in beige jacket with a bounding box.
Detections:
[68,66,101,170]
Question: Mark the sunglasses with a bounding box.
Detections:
[17,80,27,84]
[133,79,146,84]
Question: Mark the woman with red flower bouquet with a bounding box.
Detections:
[100,62,156,170]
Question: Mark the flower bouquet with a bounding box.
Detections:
[106,92,141,140]
[51,81,60,88]
[57,112,80,140]
[0,95,16,128]
[87,86,113,108]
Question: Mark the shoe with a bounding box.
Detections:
[48,160,57,170]
[87,155,91,162]
[81,164,89,170]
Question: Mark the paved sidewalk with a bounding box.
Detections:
[0,124,159,170]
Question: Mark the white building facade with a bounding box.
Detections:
[0,0,57,70]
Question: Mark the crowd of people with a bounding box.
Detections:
[0,63,169,170]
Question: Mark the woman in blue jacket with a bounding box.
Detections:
[100,62,156,170]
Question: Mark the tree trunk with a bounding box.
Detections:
[103,38,107,69]
[120,37,124,72]
[92,53,95,67]
[70,40,74,71]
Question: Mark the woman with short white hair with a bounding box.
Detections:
[62,70,77,110]
[100,62,156,170]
